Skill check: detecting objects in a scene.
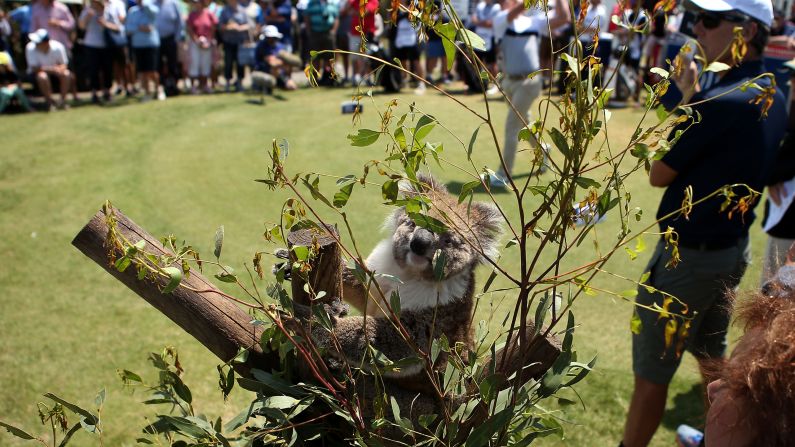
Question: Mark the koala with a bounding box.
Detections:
[291,175,501,394]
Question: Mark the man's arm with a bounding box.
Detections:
[649,160,677,187]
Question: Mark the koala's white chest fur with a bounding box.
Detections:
[364,239,470,315]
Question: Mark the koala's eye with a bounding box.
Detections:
[443,235,456,246]
[404,218,416,229]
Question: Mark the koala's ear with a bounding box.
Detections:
[470,202,503,260]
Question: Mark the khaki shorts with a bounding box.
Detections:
[632,238,749,384]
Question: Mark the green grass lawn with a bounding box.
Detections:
[0,86,765,446]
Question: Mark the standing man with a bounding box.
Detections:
[620,0,787,446]
[489,0,568,187]
[304,0,339,85]
[30,0,75,55]
[155,0,183,95]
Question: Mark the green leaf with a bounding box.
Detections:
[408,212,447,233]
[333,182,355,208]
[562,311,575,353]
[170,373,193,404]
[534,292,551,334]
[548,128,571,159]
[347,129,380,147]
[465,408,513,447]
[620,289,638,298]
[414,115,436,141]
[114,256,131,272]
[390,396,402,424]
[563,355,597,387]
[161,267,182,294]
[94,388,106,408]
[630,310,643,334]
[214,225,224,260]
[418,414,437,429]
[43,393,99,425]
[263,396,300,410]
[118,369,143,384]
[292,245,309,261]
[389,291,401,317]
[650,67,669,78]
[159,416,208,439]
[467,126,481,159]
[382,179,399,202]
[574,177,601,189]
[460,28,486,51]
[215,266,237,283]
[0,421,37,440]
[517,127,532,141]
[312,304,333,331]
[457,180,481,204]
[434,23,457,70]
[705,61,730,73]
[432,249,448,282]
[479,374,500,403]
[233,347,249,364]
[482,269,497,293]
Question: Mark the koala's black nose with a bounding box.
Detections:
[409,228,434,255]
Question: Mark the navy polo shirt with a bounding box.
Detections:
[657,60,787,245]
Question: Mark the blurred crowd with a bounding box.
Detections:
[0,0,794,112]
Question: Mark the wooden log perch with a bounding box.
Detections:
[72,205,278,377]
[287,225,342,306]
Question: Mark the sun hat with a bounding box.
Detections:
[262,25,283,39]
[28,29,50,44]
[687,0,774,27]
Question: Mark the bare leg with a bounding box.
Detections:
[35,72,54,107]
[622,375,669,447]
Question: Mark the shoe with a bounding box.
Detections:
[675,425,703,447]
[91,94,100,105]
[58,100,70,110]
[156,88,166,101]
[114,87,123,95]
[203,86,213,94]
[486,85,500,96]
[191,86,199,95]
[102,92,112,103]
[488,171,508,188]
[414,83,426,95]
[234,80,242,92]
[46,103,56,112]
[126,89,134,98]
[225,83,231,93]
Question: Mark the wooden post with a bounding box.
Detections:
[71,205,278,377]
[287,225,342,306]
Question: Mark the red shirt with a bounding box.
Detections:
[348,0,378,36]
[187,8,218,40]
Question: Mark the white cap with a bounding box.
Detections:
[262,25,283,39]
[28,28,50,44]
[688,0,774,27]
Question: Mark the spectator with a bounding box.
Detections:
[79,0,122,103]
[258,0,294,52]
[30,0,75,55]
[127,0,165,100]
[425,0,450,85]
[25,28,74,110]
[154,0,183,96]
[304,0,339,85]
[251,24,300,92]
[470,0,501,85]
[619,0,788,446]
[107,0,135,98]
[8,3,33,72]
[489,0,569,187]
[0,9,11,52]
[219,0,251,92]
[577,0,608,85]
[760,134,795,283]
[0,51,32,113]
[391,1,425,94]
[186,0,218,94]
[339,0,377,86]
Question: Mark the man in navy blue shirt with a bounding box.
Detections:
[251,25,300,92]
[621,0,788,445]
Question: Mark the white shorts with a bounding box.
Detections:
[188,40,213,77]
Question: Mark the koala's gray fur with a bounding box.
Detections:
[293,174,501,395]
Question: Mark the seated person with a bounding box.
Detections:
[0,51,32,113]
[251,25,300,93]
[24,28,75,110]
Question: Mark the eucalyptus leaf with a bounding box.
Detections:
[214,225,224,260]
[347,129,380,147]
[0,421,37,440]
[161,267,182,294]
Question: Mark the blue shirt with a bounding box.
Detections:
[9,5,32,35]
[258,0,292,45]
[657,60,788,245]
[127,2,160,47]
[219,4,249,44]
[155,0,182,38]
[254,38,284,72]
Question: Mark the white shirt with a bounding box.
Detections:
[25,39,69,73]
[493,5,546,41]
[580,3,607,43]
[474,1,501,51]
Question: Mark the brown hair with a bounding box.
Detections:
[716,292,795,446]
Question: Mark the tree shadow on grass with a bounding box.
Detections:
[445,170,542,196]
[662,383,706,431]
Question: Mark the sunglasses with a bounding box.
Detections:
[695,11,748,29]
